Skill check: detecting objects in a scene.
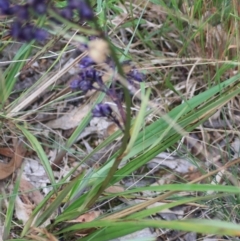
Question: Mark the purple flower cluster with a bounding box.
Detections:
[69,41,145,130]
[0,0,94,42]
[70,68,104,93]
[0,0,48,18]
[58,0,94,21]
[127,68,145,83]
[92,103,112,118]
[66,0,94,20]
[10,22,48,42]
[0,0,48,42]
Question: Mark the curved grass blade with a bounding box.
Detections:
[57,218,240,241]
[17,125,56,191]
[126,85,150,152]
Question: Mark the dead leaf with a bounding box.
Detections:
[147,154,197,174]
[183,171,203,182]
[0,140,26,180]
[105,185,125,193]
[14,176,43,225]
[106,123,119,136]
[68,211,101,223]
[0,147,14,157]
[19,177,44,205]
[15,195,34,224]
[46,105,90,130]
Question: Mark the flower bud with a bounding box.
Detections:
[92,103,112,117]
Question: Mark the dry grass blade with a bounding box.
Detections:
[6,52,87,118]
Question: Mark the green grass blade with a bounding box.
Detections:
[33,178,78,227]
[3,43,32,105]
[3,168,22,240]
[126,85,150,152]
[58,218,240,240]
[17,125,56,191]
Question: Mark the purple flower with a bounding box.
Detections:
[0,0,15,14]
[28,0,47,14]
[10,22,21,39]
[80,68,106,91]
[34,28,48,41]
[10,22,48,42]
[78,79,93,91]
[70,79,80,89]
[15,4,29,20]
[60,7,73,20]
[79,68,96,80]
[70,78,94,92]
[67,0,80,8]
[19,24,36,41]
[81,68,104,87]
[79,56,96,68]
[10,23,34,41]
[92,103,123,131]
[68,0,94,20]
[70,68,104,92]
[0,0,9,13]
[127,69,145,82]
[78,0,94,20]
[92,103,112,117]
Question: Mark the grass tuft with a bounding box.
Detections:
[1,0,240,240]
